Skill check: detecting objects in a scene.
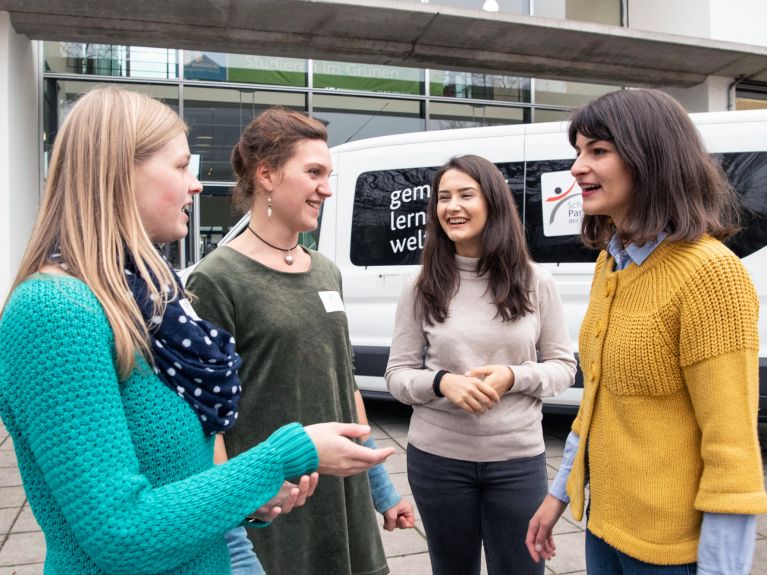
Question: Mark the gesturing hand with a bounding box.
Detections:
[304,422,395,477]
[439,373,500,414]
[465,364,515,397]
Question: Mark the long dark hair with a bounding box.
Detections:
[414,155,533,325]
[568,89,739,249]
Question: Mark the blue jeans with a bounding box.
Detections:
[407,444,547,575]
[586,530,697,575]
[225,526,266,575]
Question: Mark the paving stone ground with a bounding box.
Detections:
[1,403,766,574]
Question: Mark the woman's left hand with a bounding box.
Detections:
[383,498,416,531]
[465,364,515,397]
[247,473,319,522]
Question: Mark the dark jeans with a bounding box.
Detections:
[586,530,697,575]
[407,443,547,575]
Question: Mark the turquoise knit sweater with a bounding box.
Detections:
[0,275,319,574]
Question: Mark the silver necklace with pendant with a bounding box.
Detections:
[246,225,299,265]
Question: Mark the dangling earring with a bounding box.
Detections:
[267,194,272,220]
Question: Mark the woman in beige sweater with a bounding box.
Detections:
[385,154,576,575]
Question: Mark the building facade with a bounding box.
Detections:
[2,0,767,300]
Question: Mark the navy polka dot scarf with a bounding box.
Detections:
[125,253,242,435]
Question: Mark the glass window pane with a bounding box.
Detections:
[736,83,767,110]
[427,101,525,130]
[228,55,307,86]
[184,87,306,181]
[736,97,767,110]
[534,0,621,25]
[534,80,616,108]
[198,191,240,257]
[314,61,424,95]
[313,95,424,147]
[183,51,229,81]
[533,108,571,123]
[182,51,308,86]
[44,79,178,156]
[395,0,529,14]
[44,42,178,79]
[429,70,530,103]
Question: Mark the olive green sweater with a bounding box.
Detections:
[187,247,388,575]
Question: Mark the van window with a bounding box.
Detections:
[719,152,767,258]
[351,162,525,266]
[523,152,767,263]
[349,152,767,267]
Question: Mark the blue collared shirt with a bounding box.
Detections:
[606,231,667,271]
[549,232,756,574]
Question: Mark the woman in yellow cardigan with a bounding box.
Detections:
[526,88,767,574]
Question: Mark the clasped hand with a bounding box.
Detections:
[440,364,515,415]
[248,473,319,523]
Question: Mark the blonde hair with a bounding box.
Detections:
[5,86,188,378]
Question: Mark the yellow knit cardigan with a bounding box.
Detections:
[566,235,767,564]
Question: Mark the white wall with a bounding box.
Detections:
[628,0,739,112]
[709,0,767,47]
[0,12,40,305]
[629,0,711,38]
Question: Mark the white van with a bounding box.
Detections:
[188,110,767,420]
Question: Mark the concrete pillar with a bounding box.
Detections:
[0,12,40,304]
[663,76,731,113]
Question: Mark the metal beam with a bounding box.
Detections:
[2,0,767,87]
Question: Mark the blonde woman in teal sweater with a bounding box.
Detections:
[0,86,392,575]
[526,89,767,574]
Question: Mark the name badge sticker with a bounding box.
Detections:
[318,291,346,313]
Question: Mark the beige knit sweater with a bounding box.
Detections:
[385,256,576,462]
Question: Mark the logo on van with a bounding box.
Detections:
[541,171,583,237]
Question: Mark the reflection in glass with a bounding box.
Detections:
[181,51,308,86]
[313,95,424,146]
[44,42,178,79]
[228,55,307,86]
[314,61,423,95]
[430,70,530,103]
[427,101,526,130]
[184,87,306,181]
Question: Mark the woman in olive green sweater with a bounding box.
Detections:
[187,107,414,575]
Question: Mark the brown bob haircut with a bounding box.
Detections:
[568,89,739,249]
